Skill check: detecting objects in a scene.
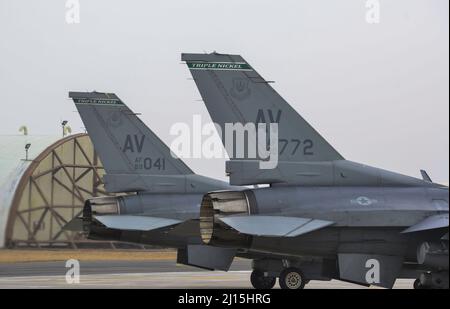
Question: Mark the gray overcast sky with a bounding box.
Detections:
[0,0,448,182]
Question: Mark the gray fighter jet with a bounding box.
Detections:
[67,92,241,271]
[182,52,449,289]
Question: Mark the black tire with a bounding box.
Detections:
[279,267,306,290]
[250,270,276,289]
[414,279,422,289]
[414,278,428,290]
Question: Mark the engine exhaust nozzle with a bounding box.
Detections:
[200,191,251,247]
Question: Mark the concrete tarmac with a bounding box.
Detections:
[0,259,414,289]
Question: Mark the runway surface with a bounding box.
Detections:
[0,259,251,277]
[0,259,414,289]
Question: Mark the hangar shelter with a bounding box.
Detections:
[0,133,112,248]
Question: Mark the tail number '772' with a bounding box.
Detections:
[279,139,314,156]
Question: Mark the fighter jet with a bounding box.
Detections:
[182,52,449,289]
[67,92,241,271]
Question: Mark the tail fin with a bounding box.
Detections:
[69,92,195,192]
[182,52,343,163]
[181,53,434,188]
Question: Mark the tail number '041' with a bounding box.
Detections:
[134,158,166,170]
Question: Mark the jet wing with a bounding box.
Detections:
[218,216,333,237]
[401,214,449,234]
[93,215,182,231]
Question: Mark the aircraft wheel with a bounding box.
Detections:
[414,279,426,289]
[250,270,276,289]
[279,267,306,289]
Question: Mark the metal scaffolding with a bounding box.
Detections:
[4,133,113,248]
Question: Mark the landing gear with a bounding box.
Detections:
[414,271,449,290]
[413,278,427,290]
[251,259,320,289]
[279,267,307,289]
[250,270,276,289]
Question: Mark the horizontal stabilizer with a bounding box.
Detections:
[219,215,333,237]
[401,214,449,234]
[63,217,84,232]
[93,215,181,231]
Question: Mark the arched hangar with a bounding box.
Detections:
[0,133,111,248]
